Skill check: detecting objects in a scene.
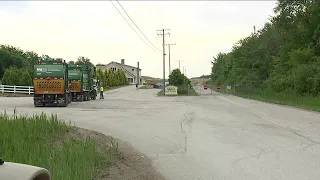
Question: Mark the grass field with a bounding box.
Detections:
[207,84,320,112]
[0,110,119,180]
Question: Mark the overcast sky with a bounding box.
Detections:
[0,1,277,78]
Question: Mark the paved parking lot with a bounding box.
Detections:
[1,85,320,180]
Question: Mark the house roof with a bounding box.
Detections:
[113,61,141,70]
[97,61,139,78]
[96,61,141,70]
[113,62,136,78]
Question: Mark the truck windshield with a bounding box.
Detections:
[34,64,65,78]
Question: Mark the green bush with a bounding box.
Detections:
[168,69,191,95]
[1,66,32,86]
[96,69,128,88]
[177,85,189,94]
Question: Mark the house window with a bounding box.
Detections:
[127,78,133,83]
[111,67,116,71]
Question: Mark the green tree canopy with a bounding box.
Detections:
[96,69,128,88]
[210,0,320,96]
[169,69,190,86]
[2,66,32,86]
[75,56,94,68]
[0,44,127,88]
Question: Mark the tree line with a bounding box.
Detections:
[0,44,128,87]
[96,68,128,88]
[210,0,320,96]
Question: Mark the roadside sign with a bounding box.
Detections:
[165,85,178,96]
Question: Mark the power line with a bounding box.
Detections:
[116,0,161,52]
[109,0,160,53]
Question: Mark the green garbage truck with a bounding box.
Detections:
[68,64,84,101]
[82,64,97,101]
[33,57,72,107]
[68,64,97,101]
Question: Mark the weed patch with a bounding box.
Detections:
[0,110,118,180]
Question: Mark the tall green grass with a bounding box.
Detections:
[0,110,117,180]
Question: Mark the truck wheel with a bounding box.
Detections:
[60,94,69,107]
[87,93,91,101]
[83,92,87,101]
[68,93,72,104]
[85,92,90,101]
[79,94,83,102]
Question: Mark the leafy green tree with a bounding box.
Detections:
[2,66,32,86]
[168,69,185,86]
[168,68,191,94]
[210,0,320,96]
[96,68,128,88]
[75,56,94,68]
[0,44,130,89]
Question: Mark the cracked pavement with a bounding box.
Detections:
[1,85,320,180]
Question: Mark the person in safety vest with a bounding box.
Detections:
[100,86,104,99]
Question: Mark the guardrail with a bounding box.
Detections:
[0,85,34,95]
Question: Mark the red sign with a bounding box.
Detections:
[204,85,208,90]
[216,85,221,90]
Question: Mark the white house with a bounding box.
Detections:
[96,59,142,85]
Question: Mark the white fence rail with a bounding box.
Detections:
[0,85,34,95]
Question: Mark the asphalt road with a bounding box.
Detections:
[1,86,320,180]
[193,85,214,95]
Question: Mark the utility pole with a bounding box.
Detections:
[157,28,170,95]
[136,61,139,85]
[182,66,187,75]
[176,60,183,71]
[166,43,176,74]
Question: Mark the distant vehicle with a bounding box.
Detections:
[204,85,208,90]
[154,83,163,89]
